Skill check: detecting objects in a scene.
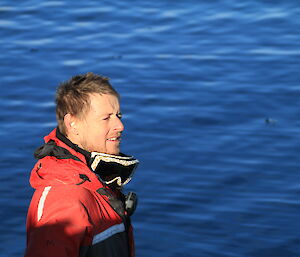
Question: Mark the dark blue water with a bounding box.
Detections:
[1,1,300,256]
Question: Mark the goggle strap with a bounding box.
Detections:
[104,176,132,187]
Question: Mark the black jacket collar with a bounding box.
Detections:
[56,127,91,164]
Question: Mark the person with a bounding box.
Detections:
[24,72,139,257]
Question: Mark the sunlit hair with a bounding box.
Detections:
[56,72,120,135]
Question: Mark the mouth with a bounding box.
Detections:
[107,136,121,142]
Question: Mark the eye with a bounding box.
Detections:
[117,113,122,119]
[103,116,110,120]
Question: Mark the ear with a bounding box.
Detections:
[64,113,78,136]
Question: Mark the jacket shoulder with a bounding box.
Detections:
[26,185,97,256]
[27,185,97,227]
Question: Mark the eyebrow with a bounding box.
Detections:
[101,111,122,117]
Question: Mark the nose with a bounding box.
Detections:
[114,116,124,133]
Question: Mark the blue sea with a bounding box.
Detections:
[1,1,300,256]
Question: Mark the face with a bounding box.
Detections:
[74,93,124,155]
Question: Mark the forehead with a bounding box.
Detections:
[88,93,120,114]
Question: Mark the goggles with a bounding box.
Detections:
[89,152,139,187]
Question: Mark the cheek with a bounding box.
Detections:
[94,128,108,144]
[86,123,109,145]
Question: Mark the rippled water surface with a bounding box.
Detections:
[1,1,300,256]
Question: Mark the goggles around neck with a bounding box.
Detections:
[89,152,139,188]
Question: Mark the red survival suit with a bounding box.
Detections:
[25,129,135,257]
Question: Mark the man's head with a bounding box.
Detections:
[56,72,124,155]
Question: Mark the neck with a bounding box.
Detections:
[56,127,91,162]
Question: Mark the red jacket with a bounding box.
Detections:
[25,129,135,257]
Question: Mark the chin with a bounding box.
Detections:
[99,145,120,155]
[107,149,120,156]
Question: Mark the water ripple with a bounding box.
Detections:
[1,1,300,256]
